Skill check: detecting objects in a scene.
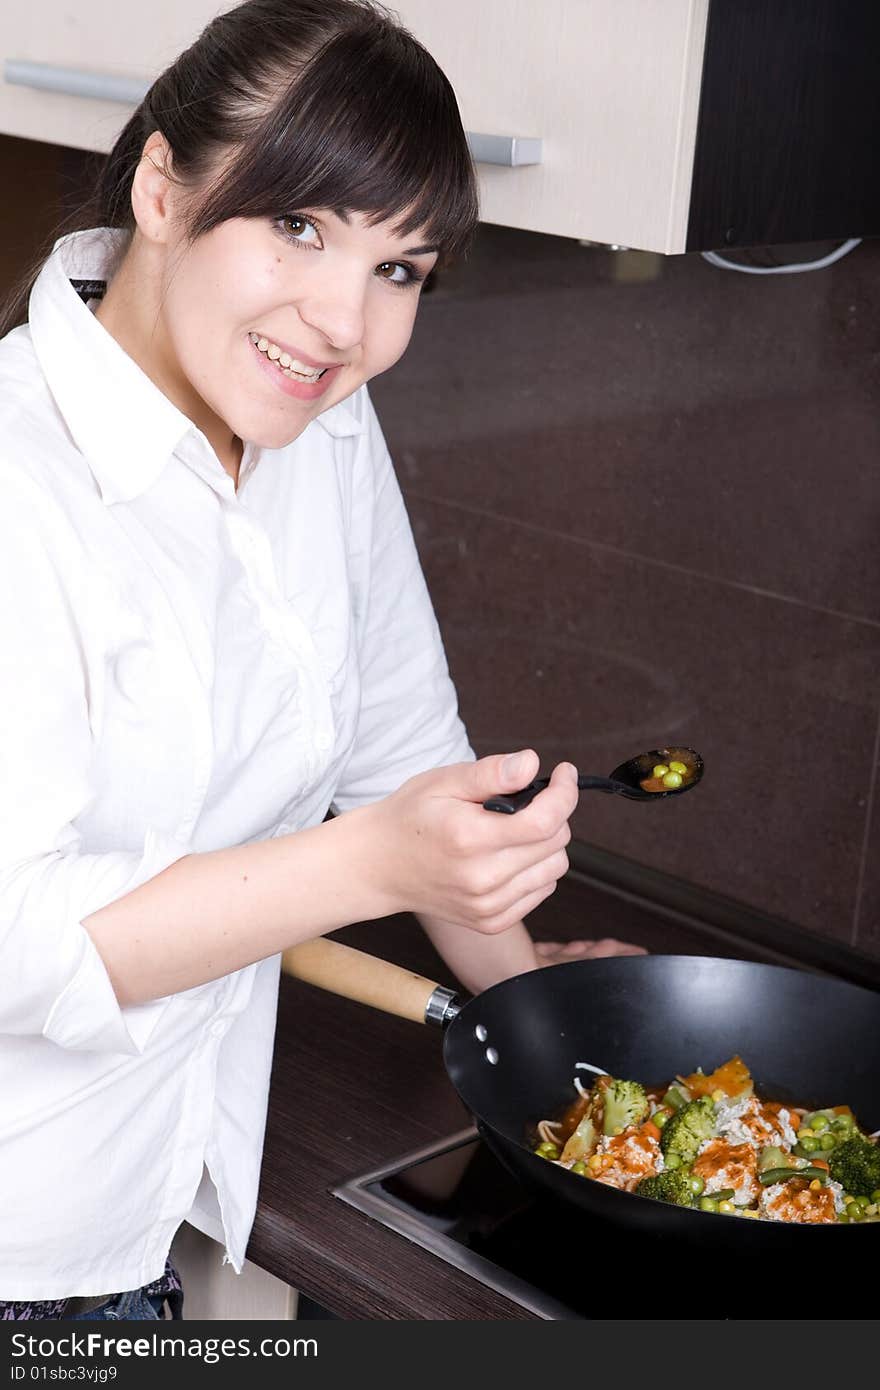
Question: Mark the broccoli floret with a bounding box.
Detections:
[636,1168,695,1207]
[828,1136,880,1197]
[660,1095,717,1168]
[601,1078,649,1136]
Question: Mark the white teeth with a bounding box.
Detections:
[249,332,327,381]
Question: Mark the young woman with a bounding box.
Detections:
[0,0,642,1320]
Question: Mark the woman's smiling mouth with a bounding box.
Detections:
[247,331,339,381]
[247,332,343,400]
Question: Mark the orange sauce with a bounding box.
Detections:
[765,1181,837,1225]
[682,1055,752,1098]
[596,1130,660,1192]
[692,1139,759,1200]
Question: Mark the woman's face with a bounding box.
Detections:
[151,203,439,457]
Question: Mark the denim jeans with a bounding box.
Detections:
[68,1286,183,1321]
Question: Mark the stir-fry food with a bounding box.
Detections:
[533,1055,880,1223]
[640,758,689,793]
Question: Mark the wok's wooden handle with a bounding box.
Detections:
[281,937,456,1026]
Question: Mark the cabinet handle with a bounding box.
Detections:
[4,60,149,105]
[4,64,544,171]
[466,132,542,166]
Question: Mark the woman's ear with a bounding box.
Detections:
[131,131,177,244]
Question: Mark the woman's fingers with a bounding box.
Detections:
[500,760,579,842]
[464,851,571,930]
[469,759,580,850]
[534,938,648,961]
[475,882,561,935]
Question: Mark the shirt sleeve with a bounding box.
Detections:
[0,473,190,1055]
[330,389,474,813]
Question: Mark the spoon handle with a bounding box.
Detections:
[483,774,621,814]
[482,779,549,814]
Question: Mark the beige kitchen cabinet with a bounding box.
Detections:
[1,0,709,252]
[0,1,220,155]
[169,1221,299,1320]
[388,0,709,252]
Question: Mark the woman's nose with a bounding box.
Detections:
[295,284,366,353]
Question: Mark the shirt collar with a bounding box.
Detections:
[29,228,196,505]
[28,227,365,506]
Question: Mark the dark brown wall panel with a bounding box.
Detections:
[687,0,880,250]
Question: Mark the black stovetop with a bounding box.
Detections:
[333,1128,873,1320]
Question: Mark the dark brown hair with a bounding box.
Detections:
[0,0,478,334]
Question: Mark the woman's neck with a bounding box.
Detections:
[95,234,241,486]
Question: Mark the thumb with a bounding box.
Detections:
[463,748,540,799]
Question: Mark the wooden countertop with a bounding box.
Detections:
[246,871,797,1320]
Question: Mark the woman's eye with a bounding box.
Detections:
[278,215,321,246]
[376,261,420,287]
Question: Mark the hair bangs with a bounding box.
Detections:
[189,23,479,265]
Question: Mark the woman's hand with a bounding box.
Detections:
[534,938,647,965]
[365,749,577,933]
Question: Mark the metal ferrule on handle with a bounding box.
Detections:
[424,986,460,1028]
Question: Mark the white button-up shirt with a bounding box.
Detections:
[0,227,471,1299]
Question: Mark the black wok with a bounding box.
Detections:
[282,941,880,1251]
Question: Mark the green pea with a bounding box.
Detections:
[688,1175,705,1196]
[571,1161,586,1175]
[699,1196,719,1213]
[871,1190,880,1204]
[837,1212,850,1224]
[665,1154,682,1169]
[811,1115,830,1134]
[799,1136,819,1154]
[718,1200,736,1214]
[662,771,684,790]
[652,764,669,779]
[832,1115,853,1132]
[819,1134,835,1151]
[653,1110,670,1130]
[848,1200,867,1220]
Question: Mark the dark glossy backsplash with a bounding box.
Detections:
[3,135,878,960]
[368,225,880,960]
